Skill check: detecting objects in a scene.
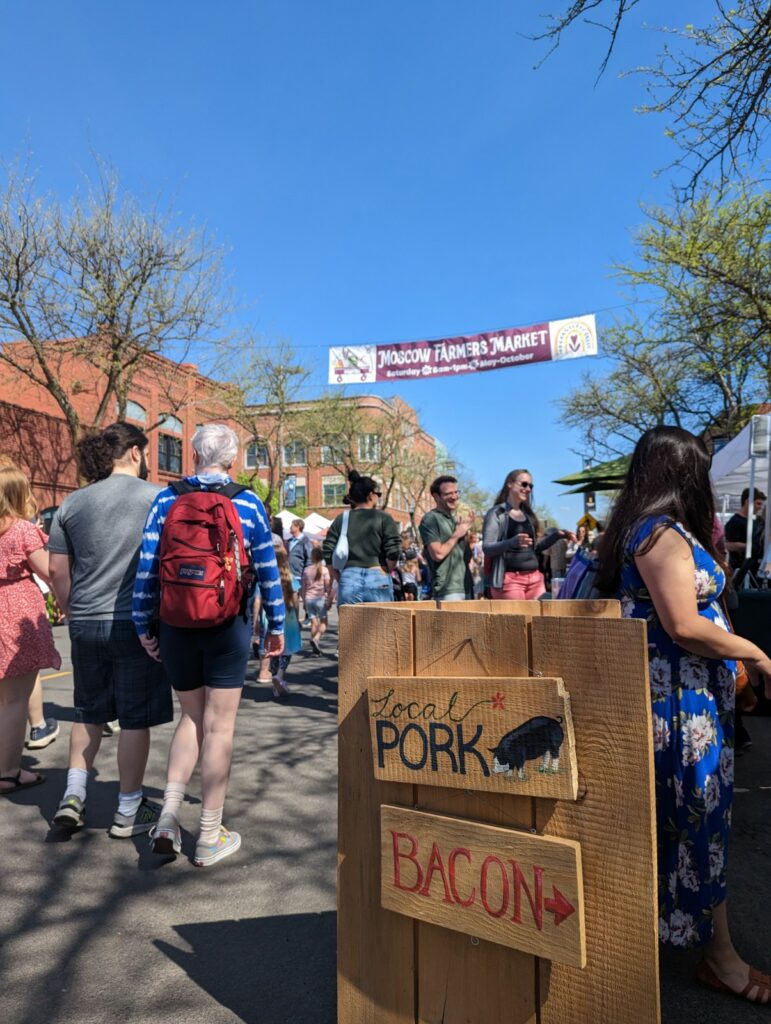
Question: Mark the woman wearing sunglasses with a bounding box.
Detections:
[482,469,575,600]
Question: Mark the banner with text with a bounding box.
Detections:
[328,313,597,385]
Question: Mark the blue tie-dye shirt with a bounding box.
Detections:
[132,474,285,636]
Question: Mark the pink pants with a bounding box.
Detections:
[490,569,545,601]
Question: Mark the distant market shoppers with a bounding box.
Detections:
[48,424,169,833]
[598,426,771,1004]
[0,464,61,795]
[286,518,313,590]
[724,488,766,581]
[419,475,475,601]
[300,547,331,654]
[482,469,574,601]
[322,470,401,605]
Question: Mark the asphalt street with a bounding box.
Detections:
[2,619,771,1024]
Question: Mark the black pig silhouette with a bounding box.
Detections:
[489,716,564,780]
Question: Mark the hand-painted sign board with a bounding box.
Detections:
[368,676,578,800]
[381,805,586,968]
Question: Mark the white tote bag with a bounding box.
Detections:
[331,510,350,572]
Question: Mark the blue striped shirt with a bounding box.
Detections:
[132,476,285,636]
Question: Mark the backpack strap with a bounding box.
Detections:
[214,483,248,500]
[170,479,197,496]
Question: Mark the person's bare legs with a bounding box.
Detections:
[199,687,241,811]
[27,673,43,727]
[116,728,150,793]
[704,900,769,1001]
[0,671,39,788]
[67,722,103,771]
[165,689,206,785]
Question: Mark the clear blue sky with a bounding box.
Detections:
[0,0,706,522]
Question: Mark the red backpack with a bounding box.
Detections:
[159,481,254,628]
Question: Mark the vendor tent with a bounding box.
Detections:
[303,511,332,538]
[711,412,771,549]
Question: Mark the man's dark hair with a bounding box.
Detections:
[741,487,766,505]
[292,518,305,530]
[75,422,148,484]
[430,475,457,498]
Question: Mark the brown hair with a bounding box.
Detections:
[0,465,38,526]
[274,546,296,609]
[493,468,540,536]
[311,545,325,580]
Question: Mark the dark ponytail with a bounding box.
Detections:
[345,469,379,505]
[76,422,148,484]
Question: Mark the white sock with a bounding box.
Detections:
[198,806,223,846]
[65,768,88,802]
[31,718,46,731]
[161,782,186,821]
[117,789,143,817]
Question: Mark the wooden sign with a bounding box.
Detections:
[381,805,586,968]
[368,676,578,800]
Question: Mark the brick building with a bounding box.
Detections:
[0,342,441,526]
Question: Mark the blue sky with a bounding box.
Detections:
[0,0,707,522]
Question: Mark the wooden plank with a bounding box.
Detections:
[540,599,620,618]
[412,611,537,1024]
[381,805,586,968]
[532,617,660,1024]
[440,599,540,616]
[337,606,416,1024]
[369,676,578,800]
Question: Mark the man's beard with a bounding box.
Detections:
[138,451,149,480]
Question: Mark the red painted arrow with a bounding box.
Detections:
[543,886,575,926]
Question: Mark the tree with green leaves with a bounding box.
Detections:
[559,179,771,457]
[537,1,771,191]
[0,160,227,443]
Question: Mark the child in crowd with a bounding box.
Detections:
[401,558,420,601]
[301,548,330,654]
[271,547,301,697]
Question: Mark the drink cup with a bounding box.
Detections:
[551,576,565,599]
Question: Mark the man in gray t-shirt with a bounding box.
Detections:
[48,423,172,838]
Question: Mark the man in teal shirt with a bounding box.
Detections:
[419,475,475,601]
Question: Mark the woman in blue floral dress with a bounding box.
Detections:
[597,427,771,1005]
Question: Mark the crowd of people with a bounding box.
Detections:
[2,419,771,1003]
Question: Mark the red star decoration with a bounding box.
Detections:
[491,691,506,711]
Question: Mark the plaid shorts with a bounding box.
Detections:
[69,619,173,729]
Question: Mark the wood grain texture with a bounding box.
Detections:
[540,599,621,619]
[368,676,578,800]
[413,612,538,1024]
[532,617,660,1024]
[439,599,539,616]
[337,606,416,1024]
[381,805,586,968]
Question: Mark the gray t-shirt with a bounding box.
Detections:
[48,474,161,620]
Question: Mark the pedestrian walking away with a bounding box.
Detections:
[0,464,61,795]
[301,547,330,654]
[419,475,475,601]
[322,470,401,605]
[482,469,574,601]
[271,547,302,697]
[598,425,771,1005]
[48,423,171,835]
[133,423,285,867]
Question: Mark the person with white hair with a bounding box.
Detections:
[133,423,285,867]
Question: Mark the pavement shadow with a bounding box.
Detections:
[155,910,336,1023]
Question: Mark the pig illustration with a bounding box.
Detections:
[489,716,564,780]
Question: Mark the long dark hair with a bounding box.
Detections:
[76,422,148,483]
[596,426,721,594]
[493,468,540,536]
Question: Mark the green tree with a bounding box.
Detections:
[537,1,771,190]
[0,160,227,443]
[559,180,771,457]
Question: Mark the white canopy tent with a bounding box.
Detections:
[711,412,771,553]
[274,509,332,541]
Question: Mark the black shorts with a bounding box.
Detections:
[159,614,252,691]
[69,619,173,729]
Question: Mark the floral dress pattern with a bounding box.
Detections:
[618,516,734,948]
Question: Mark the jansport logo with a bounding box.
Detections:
[178,564,206,580]
[549,315,597,361]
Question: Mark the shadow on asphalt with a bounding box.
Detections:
[155,911,336,1023]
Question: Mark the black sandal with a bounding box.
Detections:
[0,770,46,795]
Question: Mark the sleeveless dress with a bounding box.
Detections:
[618,516,734,948]
[0,519,61,678]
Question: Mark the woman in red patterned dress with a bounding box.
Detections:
[0,465,61,794]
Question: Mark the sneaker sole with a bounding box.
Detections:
[194,832,241,867]
[151,832,181,856]
[54,810,84,829]
[26,725,60,750]
[109,820,158,839]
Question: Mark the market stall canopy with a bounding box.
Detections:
[552,455,629,494]
[711,413,771,500]
[303,511,332,538]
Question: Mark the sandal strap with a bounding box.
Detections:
[0,772,21,784]
[743,968,771,1001]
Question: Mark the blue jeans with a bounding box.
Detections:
[338,567,394,605]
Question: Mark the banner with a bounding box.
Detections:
[328,313,598,385]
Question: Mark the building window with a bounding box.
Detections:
[358,433,381,462]
[245,443,270,469]
[158,434,182,474]
[294,484,307,505]
[283,441,306,466]
[120,399,147,423]
[321,444,344,465]
[159,413,183,434]
[322,477,347,507]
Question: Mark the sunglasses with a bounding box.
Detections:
[373,490,382,497]
[518,482,534,490]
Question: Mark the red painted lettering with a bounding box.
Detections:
[419,842,454,904]
[448,847,476,907]
[391,831,423,892]
[480,855,509,918]
[510,860,544,930]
